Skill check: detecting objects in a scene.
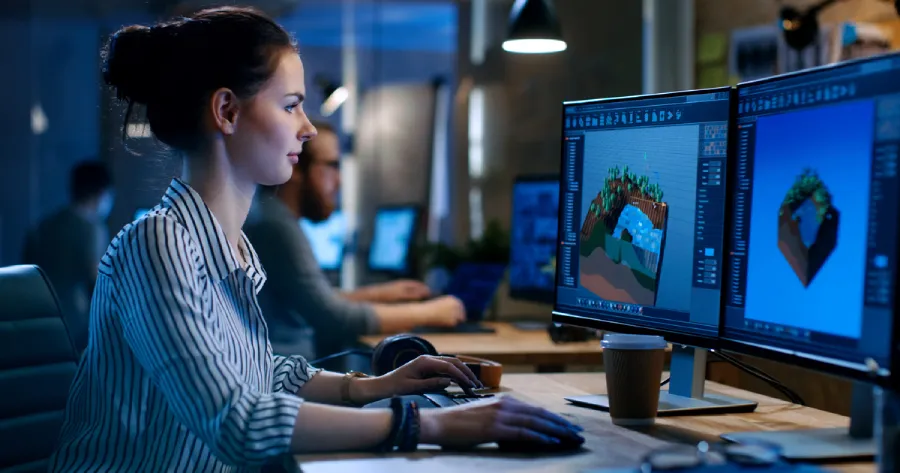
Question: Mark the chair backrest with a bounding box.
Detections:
[0,264,78,473]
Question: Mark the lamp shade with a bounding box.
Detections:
[502,0,567,54]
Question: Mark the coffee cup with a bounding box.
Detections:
[601,333,667,426]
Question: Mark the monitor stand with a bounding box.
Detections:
[875,387,899,471]
[721,382,876,461]
[565,344,759,415]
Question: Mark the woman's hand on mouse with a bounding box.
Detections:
[361,355,483,401]
[418,395,585,448]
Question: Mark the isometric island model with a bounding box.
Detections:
[777,168,839,287]
[579,165,668,306]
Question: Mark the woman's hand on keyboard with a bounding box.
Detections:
[377,354,482,398]
[419,395,584,448]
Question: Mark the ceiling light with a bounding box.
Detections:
[320,85,349,117]
[502,0,567,54]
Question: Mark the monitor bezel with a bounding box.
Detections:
[366,203,422,276]
[551,85,733,351]
[719,52,900,389]
[509,173,560,305]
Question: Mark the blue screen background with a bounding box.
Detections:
[369,207,416,271]
[744,99,874,339]
[509,180,559,292]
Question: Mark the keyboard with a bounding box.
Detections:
[411,322,496,334]
[362,392,494,409]
[423,392,494,408]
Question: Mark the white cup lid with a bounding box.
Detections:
[601,333,667,350]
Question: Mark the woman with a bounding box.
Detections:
[49,6,583,472]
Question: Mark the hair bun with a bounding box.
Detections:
[102,24,162,105]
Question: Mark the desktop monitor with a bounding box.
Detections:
[299,210,346,271]
[368,205,420,274]
[719,52,900,459]
[552,87,756,415]
[509,175,560,304]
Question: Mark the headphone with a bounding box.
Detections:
[370,334,504,388]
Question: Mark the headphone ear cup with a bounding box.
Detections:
[370,334,438,376]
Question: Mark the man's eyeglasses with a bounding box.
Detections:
[640,440,782,473]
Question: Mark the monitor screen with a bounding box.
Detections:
[509,177,560,303]
[554,88,732,340]
[369,206,418,273]
[134,208,149,220]
[724,54,900,377]
[299,210,346,271]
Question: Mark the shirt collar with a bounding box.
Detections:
[161,178,267,291]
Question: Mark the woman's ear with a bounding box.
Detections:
[210,87,240,135]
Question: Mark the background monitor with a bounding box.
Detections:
[134,208,149,220]
[552,86,733,346]
[508,175,560,304]
[723,53,900,387]
[368,205,419,274]
[299,210,346,272]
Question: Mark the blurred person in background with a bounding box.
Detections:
[22,160,113,354]
[245,121,465,362]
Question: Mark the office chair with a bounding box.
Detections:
[0,265,79,473]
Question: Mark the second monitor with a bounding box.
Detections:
[554,87,756,414]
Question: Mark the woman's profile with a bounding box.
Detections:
[49,7,583,472]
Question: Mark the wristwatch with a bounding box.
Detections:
[341,371,370,406]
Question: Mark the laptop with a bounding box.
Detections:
[412,262,507,334]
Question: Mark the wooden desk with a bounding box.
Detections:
[294,373,874,473]
[360,322,604,370]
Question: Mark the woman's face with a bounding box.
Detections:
[227,50,317,186]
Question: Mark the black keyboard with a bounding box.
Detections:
[423,392,494,408]
[411,322,496,334]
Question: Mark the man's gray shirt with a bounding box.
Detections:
[245,190,379,359]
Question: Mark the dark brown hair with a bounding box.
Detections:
[101,6,297,153]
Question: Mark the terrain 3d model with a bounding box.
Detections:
[777,168,839,287]
[579,165,669,306]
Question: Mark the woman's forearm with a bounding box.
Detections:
[291,403,392,453]
[296,370,391,405]
[341,284,385,303]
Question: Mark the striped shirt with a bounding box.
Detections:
[49,179,320,472]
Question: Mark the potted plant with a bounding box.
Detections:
[420,219,510,306]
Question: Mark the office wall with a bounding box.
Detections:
[697,0,898,36]
[0,17,105,266]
